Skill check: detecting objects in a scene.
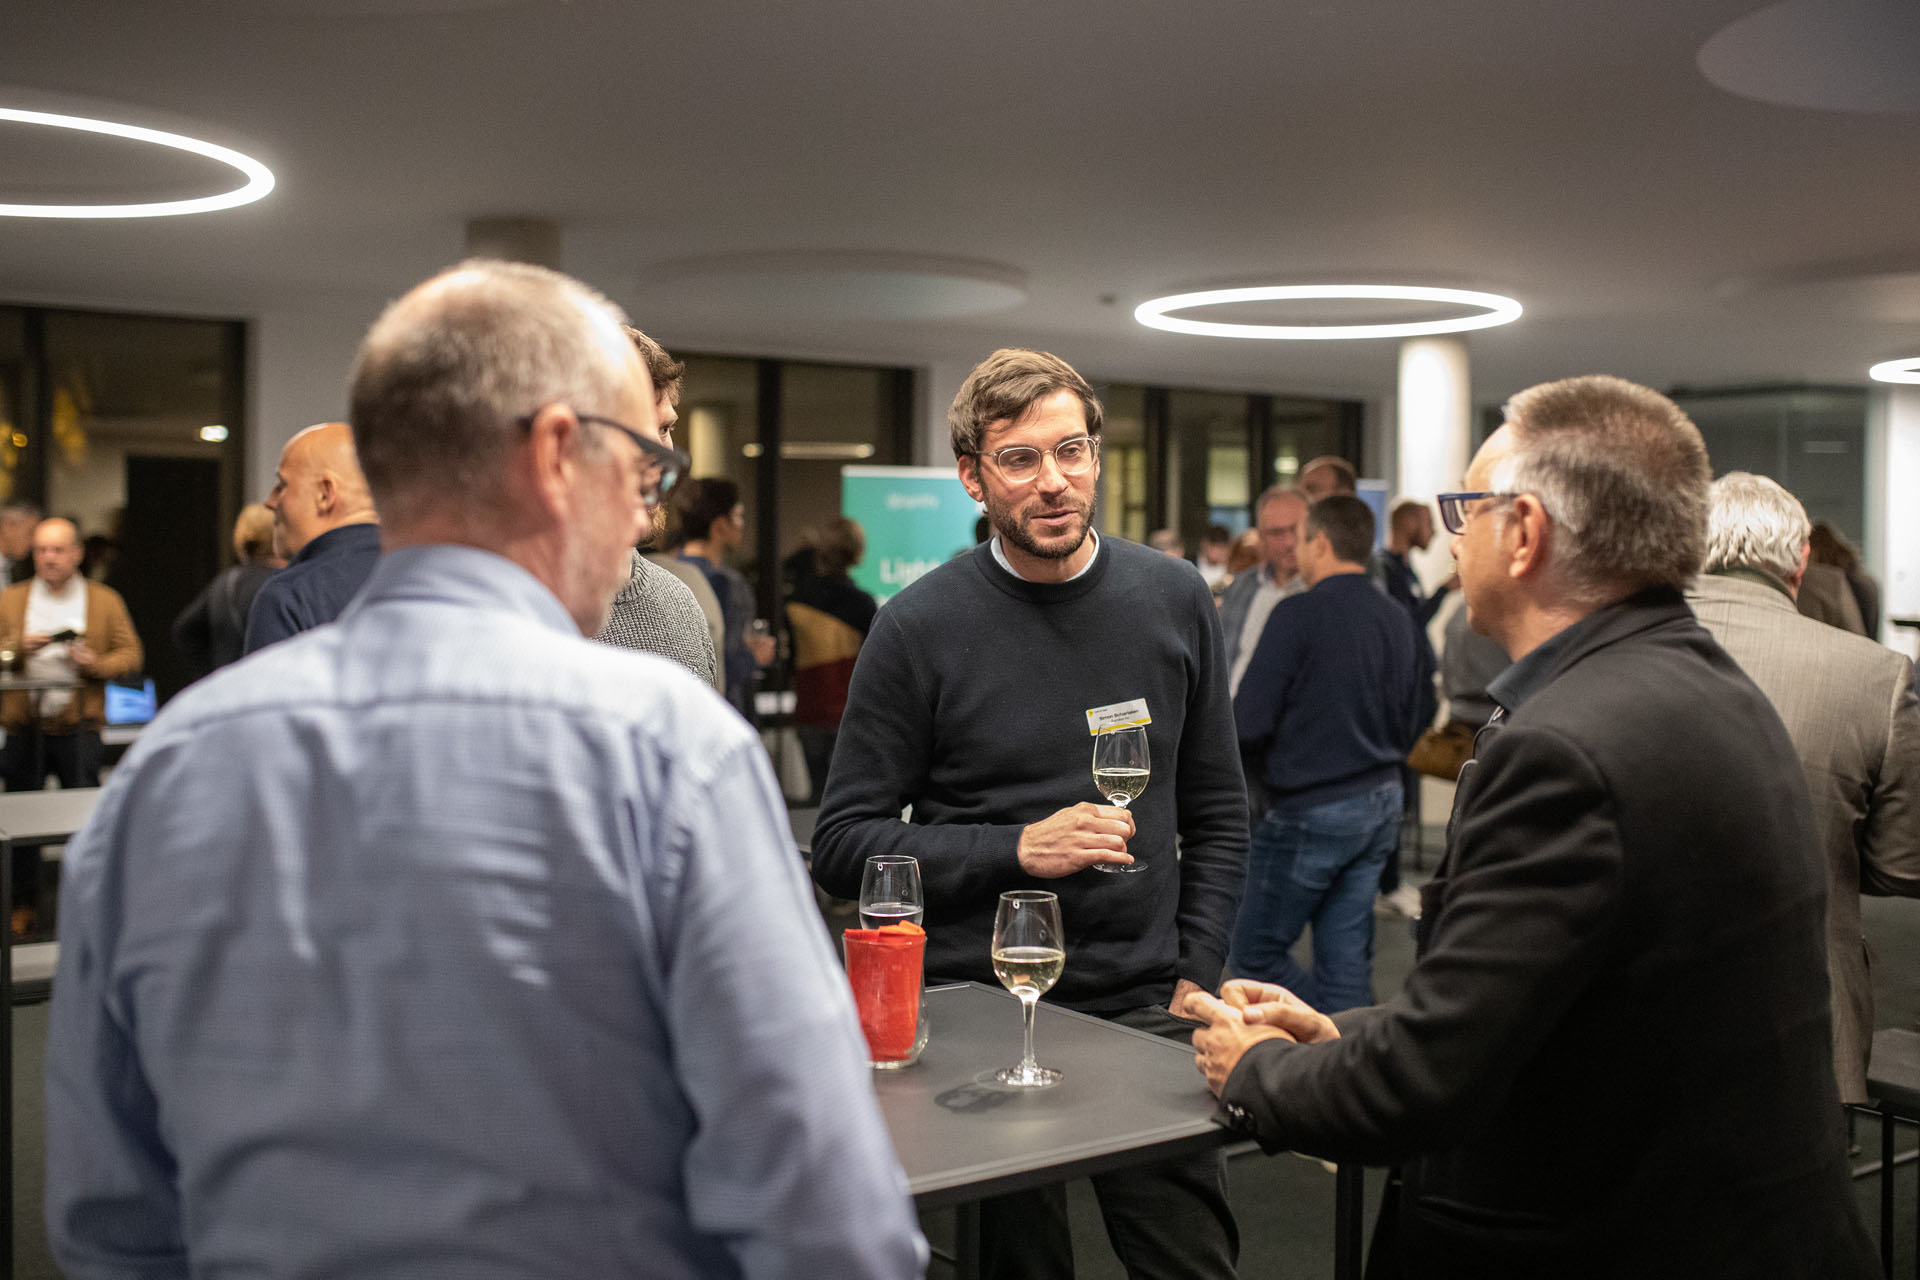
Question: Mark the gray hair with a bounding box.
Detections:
[948,348,1102,458]
[348,259,634,524]
[1493,375,1710,605]
[1703,472,1809,580]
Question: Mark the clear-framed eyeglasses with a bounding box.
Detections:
[976,435,1100,484]
[1435,490,1520,535]
[518,411,692,511]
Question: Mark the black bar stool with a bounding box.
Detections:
[1866,1027,1920,1276]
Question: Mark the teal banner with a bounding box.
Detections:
[841,466,980,604]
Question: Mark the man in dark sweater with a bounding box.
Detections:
[244,422,382,653]
[812,348,1246,1280]
[1230,495,1419,1012]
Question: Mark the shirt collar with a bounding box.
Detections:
[1707,564,1796,602]
[989,529,1100,582]
[338,544,580,637]
[1485,608,1609,715]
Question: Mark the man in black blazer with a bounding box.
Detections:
[1185,375,1876,1279]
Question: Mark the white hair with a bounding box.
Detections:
[1703,472,1809,580]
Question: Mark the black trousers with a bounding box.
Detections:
[4,728,102,907]
[974,1002,1240,1280]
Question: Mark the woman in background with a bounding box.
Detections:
[786,516,877,803]
[172,503,283,682]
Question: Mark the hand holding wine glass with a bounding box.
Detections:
[1090,726,1149,873]
[992,890,1065,1088]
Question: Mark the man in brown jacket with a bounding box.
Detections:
[0,516,144,759]
[2,517,142,932]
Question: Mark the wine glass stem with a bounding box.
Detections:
[1020,992,1039,1071]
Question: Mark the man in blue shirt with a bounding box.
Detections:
[44,259,924,1280]
[243,420,383,653]
[1230,494,1421,1012]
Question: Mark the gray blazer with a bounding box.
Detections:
[1689,571,1920,1102]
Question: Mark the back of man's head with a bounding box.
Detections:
[1300,456,1358,498]
[676,477,741,543]
[948,349,1102,459]
[1703,472,1809,582]
[626,326,685,405]
[812,517,865,577]
[1306,495,1375,566]
[349,259,632,529]
[1496,375,1709,604]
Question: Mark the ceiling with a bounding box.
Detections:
[5,0,1920,407]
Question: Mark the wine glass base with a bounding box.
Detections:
[1091,862,1146,873]
[993,1063,1063,1089]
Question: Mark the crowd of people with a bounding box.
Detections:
[22,257,1916,1279]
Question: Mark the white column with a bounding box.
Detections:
[1876,385,1920,658]
[1396,336,1472,586]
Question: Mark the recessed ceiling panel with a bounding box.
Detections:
[1700,0,1920,113]
[640,252,1028,324]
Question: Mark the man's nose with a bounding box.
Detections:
[1033,452,1070,491]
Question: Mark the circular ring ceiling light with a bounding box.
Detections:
[1869,357,1920,384]
[1134,284,1523,340]
[0,106,275,218]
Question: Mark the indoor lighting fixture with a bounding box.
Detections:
[1134,284,1523,340]
[199,425,229,443]
[0,106,275,218]
[1869,357,1920,384]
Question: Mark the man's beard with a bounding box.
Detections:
[984,486,1097,561]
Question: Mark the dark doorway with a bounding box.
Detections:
[118,456,222,704]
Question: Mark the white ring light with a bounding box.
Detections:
[1134,284,1523,340]
[0,106,274,218]
[1869,357,1920,384]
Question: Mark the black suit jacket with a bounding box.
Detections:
[1221,589,1875,1279]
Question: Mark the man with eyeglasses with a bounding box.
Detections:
[594,326,721,690]
[1185,375,1875,1278]
[813,347,1247,1279]
[44,260,925,1280]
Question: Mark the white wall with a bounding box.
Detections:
[248,301,381,502]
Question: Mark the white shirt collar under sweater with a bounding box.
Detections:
[989,529,1100,583]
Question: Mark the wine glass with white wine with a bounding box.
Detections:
[991,890,1065,1088]
[1091,725,1149,873]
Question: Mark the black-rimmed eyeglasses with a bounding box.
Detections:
[518,412,692,510]
[1435,491,1520,536]
[974,435,1100,484]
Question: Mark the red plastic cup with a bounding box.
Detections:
[844,923,926,1067]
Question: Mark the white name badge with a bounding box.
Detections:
[1086,698,1152,736]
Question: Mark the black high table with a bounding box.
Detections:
[2,785,102,1280]
[873,982,1230,1277]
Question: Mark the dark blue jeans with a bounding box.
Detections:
[1228,777,1402,1013]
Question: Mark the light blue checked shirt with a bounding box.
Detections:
[45,545,924,1280]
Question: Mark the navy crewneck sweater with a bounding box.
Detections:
[812,537,1248,1013]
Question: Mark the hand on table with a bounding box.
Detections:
[1182,979,1339,1095]
[1016,803,1135,877]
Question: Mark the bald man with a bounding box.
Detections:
[244,422,382,654]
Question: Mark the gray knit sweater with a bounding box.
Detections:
[595,550,719,688]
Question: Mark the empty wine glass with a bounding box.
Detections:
[992,890,1065,1088]
[1091,726,1149,873]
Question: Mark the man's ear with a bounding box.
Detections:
[958,455,984,503]
[1785,543,1810,597]
[313,472,338,518]
[1504,494,1553,581]
[524,404,583,519]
